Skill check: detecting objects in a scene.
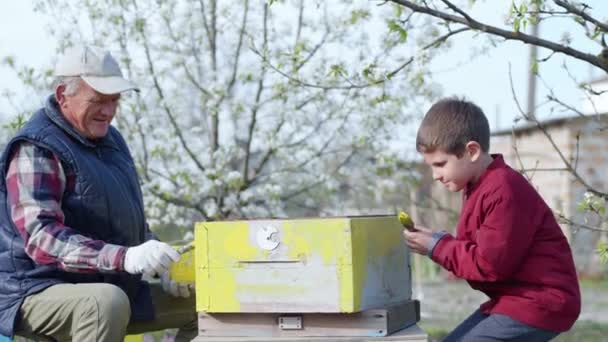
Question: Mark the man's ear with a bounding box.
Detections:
[55,85,68,109]
[465,141,482,162]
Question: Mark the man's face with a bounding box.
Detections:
[422,149,475,192]
[58,81,121,140]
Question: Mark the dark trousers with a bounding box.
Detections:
[443,309,560,342]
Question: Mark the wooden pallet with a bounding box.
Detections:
[191,324,427,342]
[194,300,420,339]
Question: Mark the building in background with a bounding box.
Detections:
[491,112,608,277]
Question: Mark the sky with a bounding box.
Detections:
[0,2,55,119]
[0,1,606,132]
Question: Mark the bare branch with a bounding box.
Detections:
[116,7,151,182]
[225,0,249,100]
[181,63,213,96]
[553,0,608,33]
[243,3,269,184]
[388,0,608,72]
[150,188,209,220]
[281,149,357,202]
[294,0,304,47]
[149,168,180,188]
[160,11,213,97]
[508,65,608,200]
[198,0,213,68]
[563,62,603,116]
[133,4,207,174]
[440,0,473,23]
[256,49,414,90]
[292,2,332,73]
[295,31,329,73]
[556,213,608,233]
[573,132,580,171]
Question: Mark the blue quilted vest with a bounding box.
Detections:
[0,96,154,337]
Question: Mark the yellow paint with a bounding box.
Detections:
[195,216,409,313]
[124,334,143,342]
[195,223,209,312]
[219,222,261,265]
[281,218,347,265]
[350,221,367,311]
[207,269,240,312]
[338,259,355,312]
[169,247,195,283]
[196,221,255,312]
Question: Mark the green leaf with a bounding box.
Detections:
[513,18,521,32]
[362,63,377,81]
[573,16,585,25]
[327,63,345,78]
[387,20,408,43]
[519,3,528,14]
[134,18,146,33]
[2,56,15,67]
[592,26,602,40]
[349,9,371,25]
[531,61,539,75]
[597,241,608,264]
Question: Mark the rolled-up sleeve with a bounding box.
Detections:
[6,142,127,273]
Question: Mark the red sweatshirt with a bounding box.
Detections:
[431,154,581,332]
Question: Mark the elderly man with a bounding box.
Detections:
[0,46,196,341]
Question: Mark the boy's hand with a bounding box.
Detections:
[403,225,434,255]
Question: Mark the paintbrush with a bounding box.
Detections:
[176,241,194,255]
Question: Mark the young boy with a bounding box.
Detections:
[404,98,581,341]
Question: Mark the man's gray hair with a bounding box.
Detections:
[53,76,83,97]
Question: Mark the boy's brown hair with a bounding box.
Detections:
[416,97,490,157]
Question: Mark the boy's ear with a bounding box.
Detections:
[464,141,482,162]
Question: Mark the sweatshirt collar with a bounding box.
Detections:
[464,154,505,197]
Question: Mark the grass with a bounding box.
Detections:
[555,321,608,342]
[579,277,608,290]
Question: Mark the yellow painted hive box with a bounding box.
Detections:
[194,215,411,313]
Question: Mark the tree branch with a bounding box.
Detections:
[243,3,269,184]
[556,213,608,233]
[508,65,608,199]
[150,188,209,220]
[134,5,207,174]
[553,0,608,33]
[281,149,357,202]
[388,0,608,72]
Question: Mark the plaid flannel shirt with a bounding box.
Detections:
[6,142,128,273]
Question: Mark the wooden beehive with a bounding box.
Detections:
[194,215,412,313]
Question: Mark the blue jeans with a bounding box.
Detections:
[443,309,560,341]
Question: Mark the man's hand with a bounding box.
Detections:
[403,225,434,255]
[160,271,193,298]
[124,240,181,276]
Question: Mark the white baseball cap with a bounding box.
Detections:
[54,45,139,95]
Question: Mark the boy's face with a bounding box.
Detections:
[422,146,478,192]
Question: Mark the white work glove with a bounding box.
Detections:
[160,271,193,298]
[124,240,181,276]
